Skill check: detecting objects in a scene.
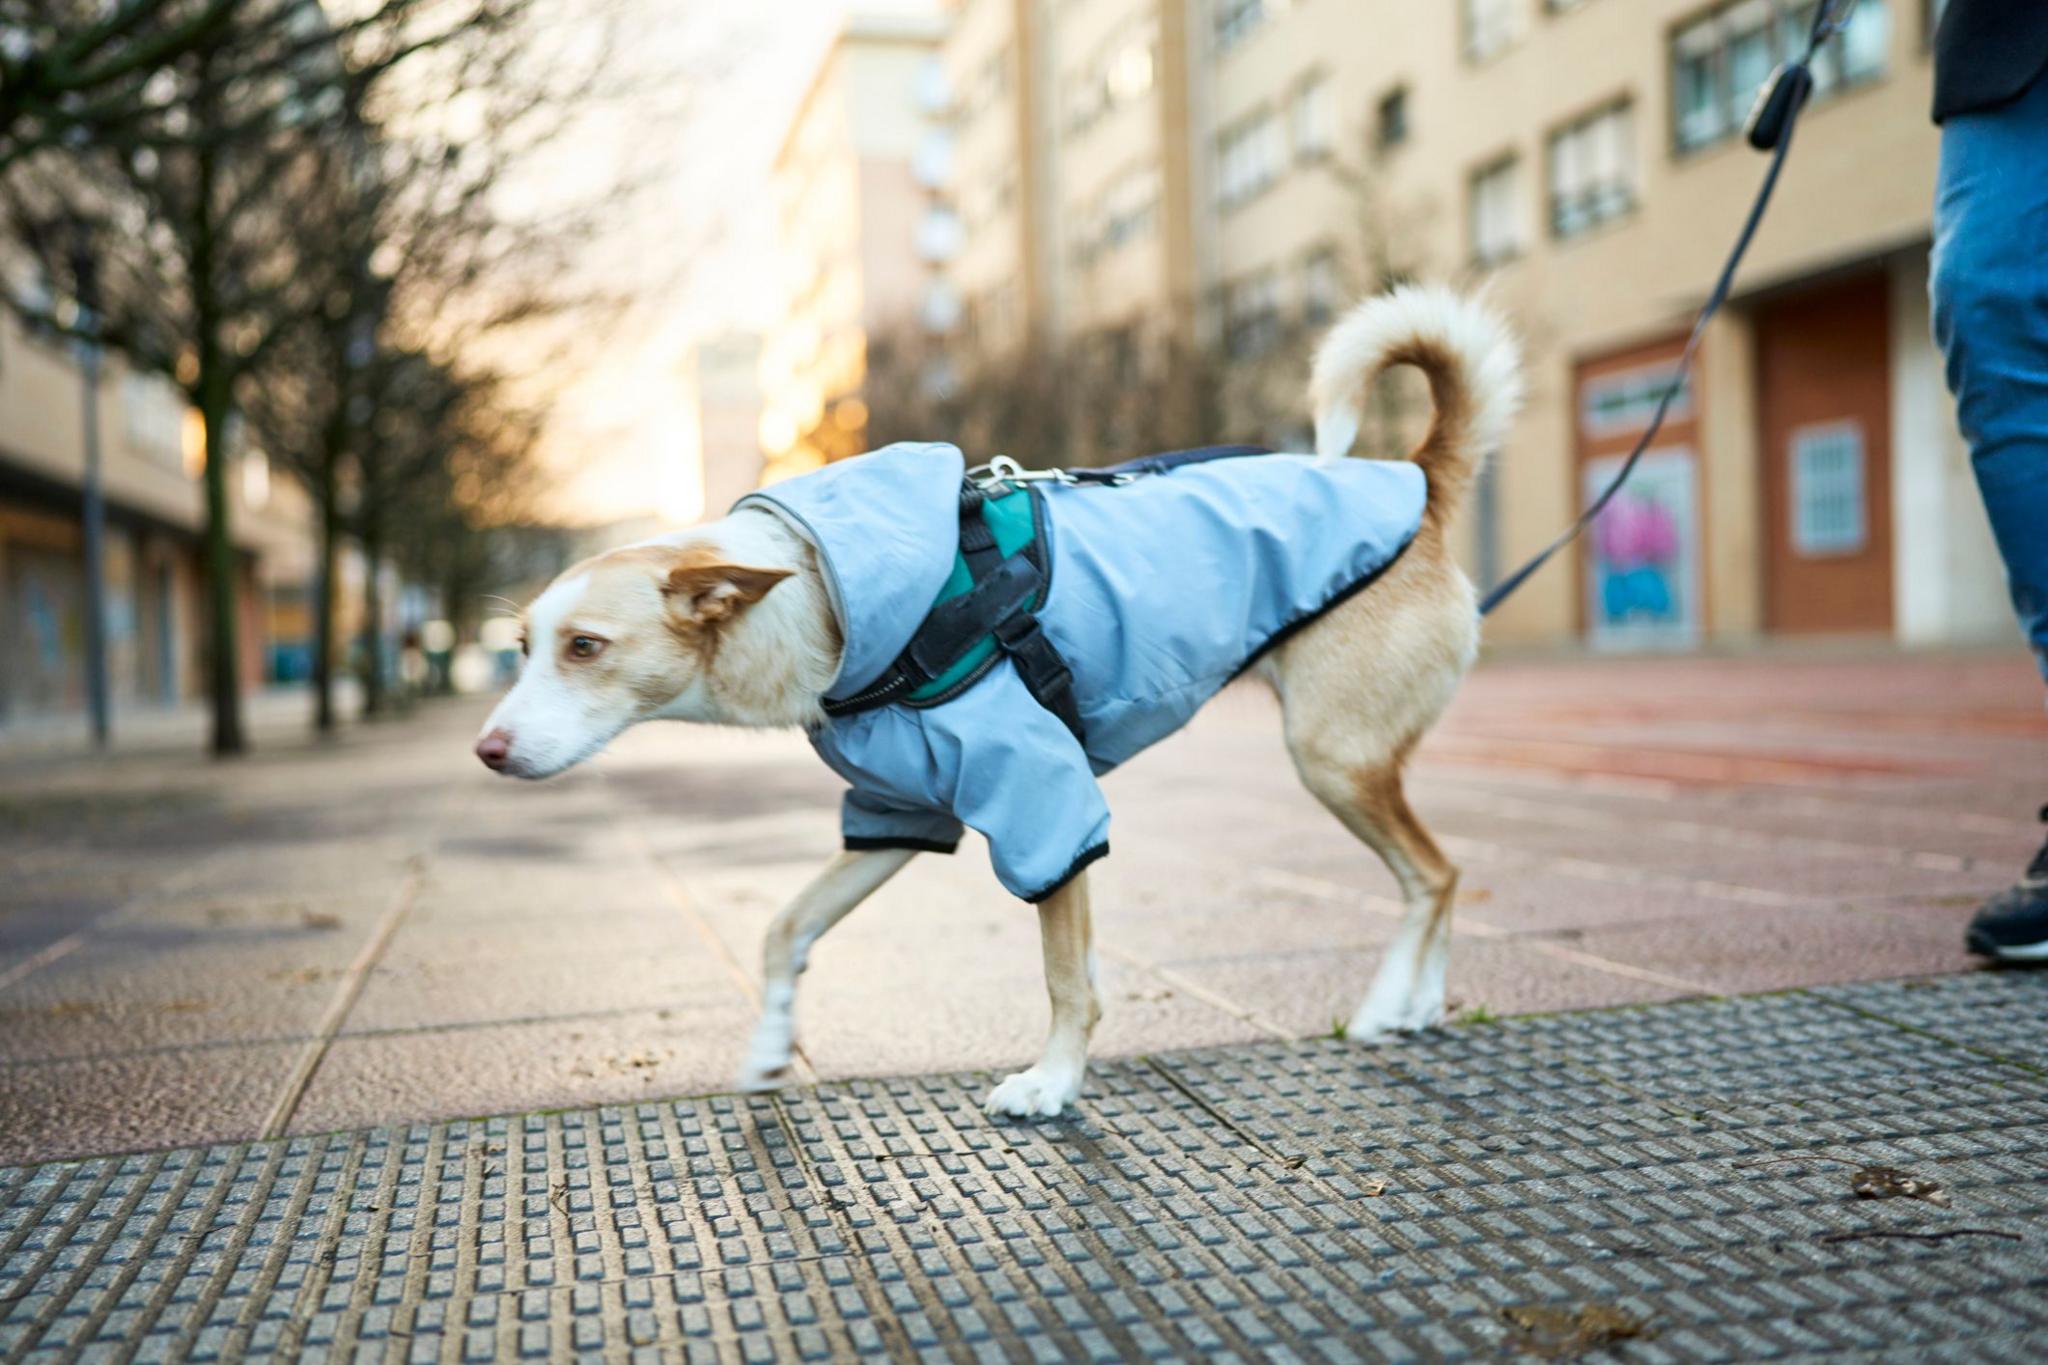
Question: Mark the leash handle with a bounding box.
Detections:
[1477,0,1850,618]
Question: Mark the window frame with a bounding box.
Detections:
[1375,85,1411,153]
[1290,70,1335,163]
[1215,107,1286,211]
[1546,97,1638,240]
[1667,0,1893,157]
[1462,0,1523,63]
[1468,153,1526,268]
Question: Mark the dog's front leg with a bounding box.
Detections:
[736,848,917,1092]
[985,871,1100,1119]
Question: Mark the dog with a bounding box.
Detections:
[475,285,1521,1119]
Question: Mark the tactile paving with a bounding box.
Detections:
[7,973,2048,1361]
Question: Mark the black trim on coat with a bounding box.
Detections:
[844,835,960,855]
[1225,535,1417,685]
[1023,840,1110,904]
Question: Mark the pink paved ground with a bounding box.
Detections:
[2,648,2043,1164]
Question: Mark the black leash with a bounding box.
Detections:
[1477,0,1852,617]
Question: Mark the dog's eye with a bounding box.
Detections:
[566,635,605,660]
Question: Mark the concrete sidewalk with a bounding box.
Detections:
[3,649,2045,1166]
[5,971,2048,1362]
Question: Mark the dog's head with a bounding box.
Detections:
[475,542,792,779]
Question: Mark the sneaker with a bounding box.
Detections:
[1965,805,2048,961]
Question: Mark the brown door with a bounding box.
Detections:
[1756,273,1894,634]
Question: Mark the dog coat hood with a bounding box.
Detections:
[739,442,1428,902]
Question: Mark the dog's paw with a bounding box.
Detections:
[1346,996,1447,1045]
[735,1035,796,1094]
[735,1059,793,1093]
[983,1065,1083,1120]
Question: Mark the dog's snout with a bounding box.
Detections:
[475,729,513,772]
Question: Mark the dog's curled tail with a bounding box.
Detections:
[1309,285,1523,526]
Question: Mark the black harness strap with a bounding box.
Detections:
[995,610,1084,740]
[1067,443,1271,483]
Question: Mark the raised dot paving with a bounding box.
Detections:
[6,972,2048,1362]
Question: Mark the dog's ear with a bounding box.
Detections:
[662,556,793,626]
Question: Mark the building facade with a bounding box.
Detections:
[933,0,2008,650]
[758,10,950,483]
[691,332,767,519]
[0,310,317,731]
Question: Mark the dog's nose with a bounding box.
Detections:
[475,729,513,771]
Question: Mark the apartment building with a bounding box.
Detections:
[690,333,766,519]
[943,0,1049,352]
[759,11,949,483]
[0,312,316,728]
[937,0,2008,651]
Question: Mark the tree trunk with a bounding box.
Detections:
[192,53,244,757]
[311,446,340,732]
[361,523,386,718]
[199,375,244,755]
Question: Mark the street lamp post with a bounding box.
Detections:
[72,230,111,749]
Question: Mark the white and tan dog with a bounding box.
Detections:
[476,286,1521,1119]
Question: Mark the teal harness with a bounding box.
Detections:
[820,475,1079,737]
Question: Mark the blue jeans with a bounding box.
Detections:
[1932,74,2048,685]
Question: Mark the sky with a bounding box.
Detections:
[525,0,938,527]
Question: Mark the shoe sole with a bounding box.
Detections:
[1972,938,2048,962]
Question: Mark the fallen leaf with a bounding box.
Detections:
[1501,1303,1652,1360]
[1850,1165,1950,1207]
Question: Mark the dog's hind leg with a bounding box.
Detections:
[1291,744,1460,1042]
[985,872,1100,1119]
[736,848,917,1092]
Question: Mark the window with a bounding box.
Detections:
[1291,74,1333,161]
[1790,421,1867,555]
[1223,271,1283,359]
[1548,100,1636,238]
[1067,21,1156,135]
[1469,156,1524,266]
[1463,0,1522,61]
[122,371,188,468]
[1216,111,1285,209]
[1300,248,1344,325]
[1580,361,1693,438]
[1105,35,1154,103]
[956,43,1012,127]
[1671,0,1891,154]
[242,450,272,510]
[1217,0,1290,53]
[1098,165,1160,253]
[1375,86,1410,152]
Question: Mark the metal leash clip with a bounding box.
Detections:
[966,455,1076,490]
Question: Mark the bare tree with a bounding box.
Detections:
[3,0,534,753]
[0,1,511,166]
[238,4,612,731]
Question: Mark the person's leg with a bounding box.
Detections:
[1931,75,2048,957]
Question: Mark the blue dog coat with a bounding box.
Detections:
[737,442,1427,901]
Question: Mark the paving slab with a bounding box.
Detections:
[7,650,2044,1176]
[6,972,2048,1362]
